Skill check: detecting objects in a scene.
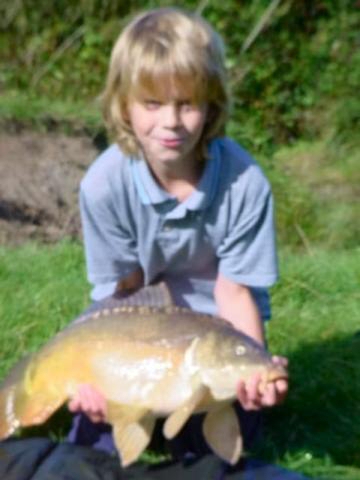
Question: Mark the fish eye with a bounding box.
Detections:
[235,345,246,356]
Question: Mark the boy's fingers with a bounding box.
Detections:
[68,398,79,412]
[237,370,289,410]
[275,378,289,402]
[82,385,102,412]
[237,376,263,411]
[247,373,262,402]
[88,412,106,423]
[261,382,277,406]
[261,378,288,407]
[68,384,107,422]
[276,378,289,393]
[236,380,247,403]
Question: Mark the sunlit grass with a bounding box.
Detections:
[0,243,359,478]
[0,92,102,134]
[0,241,88,374]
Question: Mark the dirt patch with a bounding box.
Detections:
[0,129,100,245]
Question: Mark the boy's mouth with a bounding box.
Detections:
[158,138,184,148]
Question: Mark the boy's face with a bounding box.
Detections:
[127,87,208,170]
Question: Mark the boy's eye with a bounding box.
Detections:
[179,100,192,108]
[179,100,200,112]
[144,100,161,110]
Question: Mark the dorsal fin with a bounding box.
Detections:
[114,282,173,308]
[74,282,173,324]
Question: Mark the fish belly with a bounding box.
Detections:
[88,340,196,416]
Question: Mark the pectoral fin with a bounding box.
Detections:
[203,404,242,465]
[163,384,209,439]
[107,402,155,467]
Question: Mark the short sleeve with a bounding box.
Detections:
[217,166,278,288]
[79,168,139,287]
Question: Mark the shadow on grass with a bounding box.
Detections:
[19,406,72,442]
[259,332,360,467]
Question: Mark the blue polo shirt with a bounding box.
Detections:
[79,137,278,319]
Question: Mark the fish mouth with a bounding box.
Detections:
[267,364,288,382]
[258,364,288,394]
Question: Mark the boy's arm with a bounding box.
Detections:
[214,273,265,345]
[214,272,288,410]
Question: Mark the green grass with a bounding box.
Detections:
[0,92,102,135]
[270,140,360,250]
[262,247,360,479]
[0,241,89,374]
[0,242,359,479]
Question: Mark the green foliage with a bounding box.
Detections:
[1,1,358,148]
[0,1,358,250]
[220,0,359,152]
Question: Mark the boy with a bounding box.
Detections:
[69,6,288,460]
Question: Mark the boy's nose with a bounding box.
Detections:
[163,105,180,128]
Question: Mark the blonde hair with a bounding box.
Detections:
[101,7,230,157]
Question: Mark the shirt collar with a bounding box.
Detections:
[130,139,221,217]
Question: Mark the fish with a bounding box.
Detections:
[0,283,287,467]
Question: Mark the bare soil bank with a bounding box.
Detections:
[0,129,99,245]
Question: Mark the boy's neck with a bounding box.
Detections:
[147,157,204,202]
[158,176,198,202]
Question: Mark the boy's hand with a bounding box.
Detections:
[236,356,288,411]
[68,384,107,423]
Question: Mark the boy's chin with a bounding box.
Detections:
[146,150,187,165]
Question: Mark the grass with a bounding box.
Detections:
[261,248,360,479]
[0,241,88,374]
[270,139,360,250]
[0,241,359,478]
[0,92,102,135]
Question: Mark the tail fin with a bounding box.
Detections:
[0,353,67,438]
[0,385,19,438]
[0,354,33,438]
